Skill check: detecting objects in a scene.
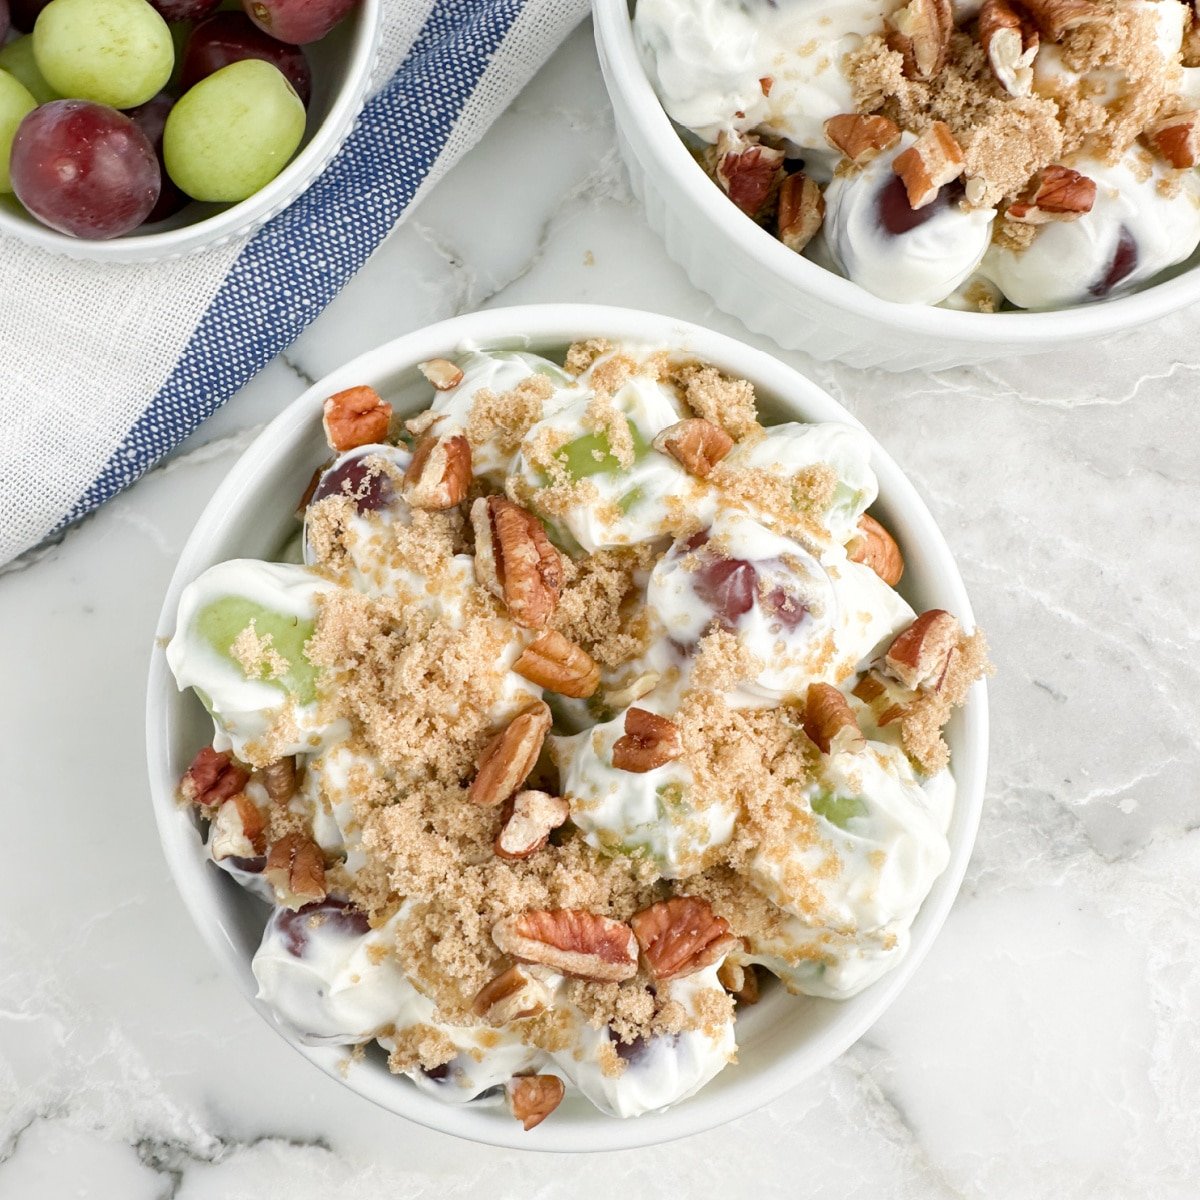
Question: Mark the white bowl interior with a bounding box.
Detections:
[0,1,379,260]
[146,304,989,1151]
[591,0,1200,349]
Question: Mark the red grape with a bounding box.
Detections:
[182,12,311,104]
[11,100,160,239]
[0,0,9,41]
[147,0,220,18]
[241,0,358,45]
[8,0,49,32]
[126,92,189,224]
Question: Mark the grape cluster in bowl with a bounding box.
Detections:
[0,0,359,240]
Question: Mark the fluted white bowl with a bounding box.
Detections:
[592,0,1200,371]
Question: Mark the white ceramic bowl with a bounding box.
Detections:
[146,303,989,1151]
[0,3,380,262]
[592,0,1200,372]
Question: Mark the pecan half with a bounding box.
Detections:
[495,789,570,860]
[264,832,327,910]
[468,701,553,808]
[887,0,953,80]
[803,682,866,755]
[180,746,249,809]
[979,0,1039,96]
[712,129,786,219]
[717,959,760,1005]
[262,756,297,804]
[506,1074,565,1131]
[776,172,825,253]
[824,113,901,164]
[652,418,734,478]
[1019,0,1095,40]
[472,496,563,629]
[847,514,904,586]
[611,707,683,773]
[403,432,472,510]
[472,964,549,1023]
[513,630,600,698]
[492,910,639,981]
[1147,111,1200,169]
[884,609,961,690]
[893,122,964,209]
[631,896,737,982]
[1006,165,1096,223]
[418,357,464,390]
[322,385,392,453]
[210,793,267,860]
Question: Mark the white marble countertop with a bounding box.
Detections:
[3,19,1199,1198]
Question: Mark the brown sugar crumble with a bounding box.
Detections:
[846,0,1190,232]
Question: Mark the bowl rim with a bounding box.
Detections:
[0,0,381,260]
[146,302,990,1152]
[590,0,1200,344]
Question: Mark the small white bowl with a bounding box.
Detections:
[0,3,380,262]
[592,0,1200,372]
[146,304,989,1151]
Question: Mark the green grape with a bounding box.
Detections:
[557,419,649,480]
[0,71,37,193]
[164,58,304,202]
[34,0,174,109]
[0,36,61,104]
[810,791,867,829]
[195,595,318,705]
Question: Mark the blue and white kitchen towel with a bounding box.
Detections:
[0,0,587,566]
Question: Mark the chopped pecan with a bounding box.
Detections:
[1019,0,1095,40]
[979,0,1039,96]
[631,896,737,982]
[495,789,570,860]
[321,385,392,453]
[887,0,953,80]
[602,670,661,711]
[611,707,683,773]
[1146,111,1200,169]
[652,418,734,478]
[468,701,553,808]
[264,832,326,910]
[506,1074,565,1131]
[261,756,297,804]
[824,113,901,164]
[712,129,786,219]
[852,670,913,728]
[803,682,866,755]
[472,496,563,629]
[180,746,249,809]
[884,609,962,690]
[1006,165,1096,223]
[513,630,600,698]
[403,432,472,510]
[472,964,549,1023]
[776,172,825,252]
[717,959,760,1005]
[417,357,464,390]
[492,910,639,981]
[847,514,904,586]
[210,793,267,860]
[1184,12,1200,68]
[893,122,965,209]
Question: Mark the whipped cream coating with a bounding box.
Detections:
[824,138,996,307]
[981,156,1200,310]
[171,342,973,1126]
[166,559,347,762]
[635,0,896,172]
[558,710,737,877]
